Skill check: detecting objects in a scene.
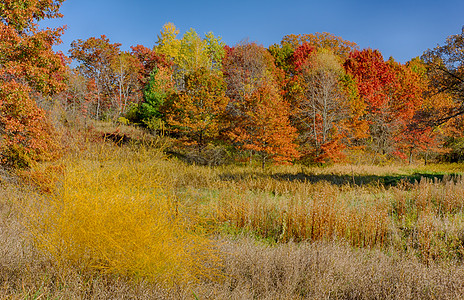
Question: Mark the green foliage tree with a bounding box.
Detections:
[137,66,174,132]
[204,32,226,71]
[268,42,295,74]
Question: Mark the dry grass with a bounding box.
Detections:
[2,120,464,298]
[161,160,464,262]
[201,237,464,300]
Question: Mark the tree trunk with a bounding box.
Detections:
[198,131,203,154]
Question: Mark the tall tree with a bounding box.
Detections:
[111,51,141,115]
[227,80,299,166]
[224,43,299,165]
[69,35,121,120]
[165,68,228,152]
[156,22,181,61]
[0,0,67,167]
[345,49,429,161]
[137,65,174,131]
[344,49,398,158]
[204,32,226,71]
[388,58,430,161]
[422,27,464,125]
[295,49,352,162]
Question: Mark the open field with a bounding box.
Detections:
[2,132,464,299]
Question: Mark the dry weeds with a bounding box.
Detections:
[2,129,464,298]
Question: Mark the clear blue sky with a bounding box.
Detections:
[40,0,464,63]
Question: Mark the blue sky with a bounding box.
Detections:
[40,0,464,63]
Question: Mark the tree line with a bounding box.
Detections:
[1,1,464,167]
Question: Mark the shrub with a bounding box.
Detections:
[25,145,220,285]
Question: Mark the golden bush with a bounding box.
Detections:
[25,144,220,285]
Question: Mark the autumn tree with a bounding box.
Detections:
[111,51,141,115]
[165,68,228,151]
[228,81,299,166]
[409,57,463,162]
[224,43,280,104]
[344,49,398,159]
[65,69,98,118]
[281,32,358,58]
[421,27,464,125]
[156,22,181,61]
[344,49,429,162]
[387,58,433,162]
[294,49,353,162]
[151,24,227,136]
[224,43,299,165]
[131,44,170,84]
[69,35,121,120]
[0,0,67,167]
[156,24,225,91]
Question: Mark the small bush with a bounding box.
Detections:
[1,144,32,169]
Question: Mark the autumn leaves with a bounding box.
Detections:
[1,4,462,168]
[0,0,66,167]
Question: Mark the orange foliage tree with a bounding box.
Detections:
[421,27,464,125]
[165,68,228,152]
[227,81,299,166]
[0,0,67,168]
[282,32,359,58]
[388,58,434,162]
[224,43,299,165]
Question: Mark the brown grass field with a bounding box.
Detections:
[2,122,464,299]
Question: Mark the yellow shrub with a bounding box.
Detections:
[25,145,220,285]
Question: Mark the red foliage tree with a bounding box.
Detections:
[292,43,316,71]
[0,0,67,168]
[130,44,171,85]
[69,35,121,119]
[344,49,432,161]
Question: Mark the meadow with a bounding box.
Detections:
[2,122,464,299]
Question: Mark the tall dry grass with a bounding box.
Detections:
[160,160,464,262]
